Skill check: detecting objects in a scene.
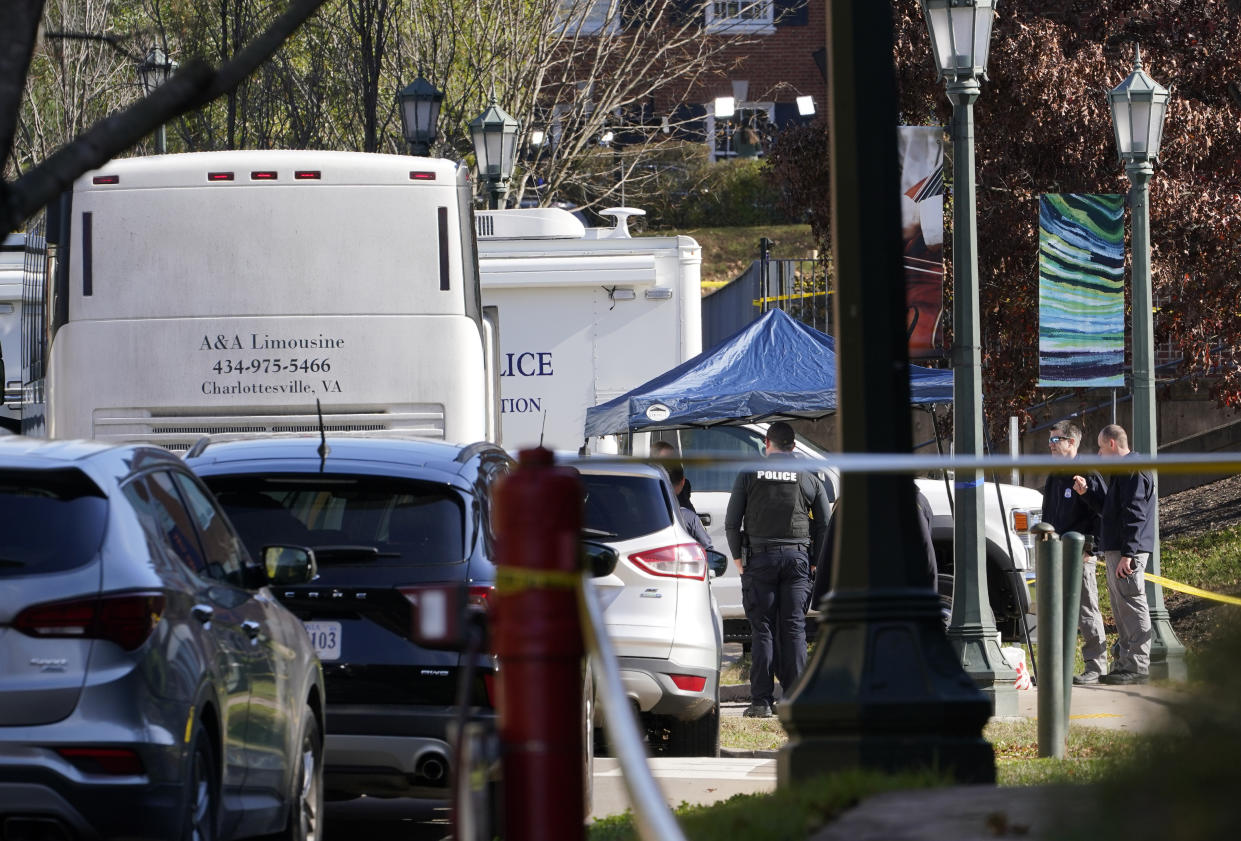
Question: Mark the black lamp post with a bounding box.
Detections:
[397,77,444,156]
[137,46,176,154]
[777,0,995,787]
[1108,46,1185,680]
[920,0,1016,714]
[468,100,520,210]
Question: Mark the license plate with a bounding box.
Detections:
[303,621,342,661]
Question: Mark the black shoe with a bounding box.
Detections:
[743,701,772,718]
[1100,670,1150,685]
[1072,671,1101,685]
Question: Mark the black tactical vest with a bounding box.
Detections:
[745,468,811,541]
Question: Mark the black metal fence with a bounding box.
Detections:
[701,238,832,349]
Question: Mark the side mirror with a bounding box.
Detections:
[705,549,729,579]
[582,539,619,578]
[263,545,318,586]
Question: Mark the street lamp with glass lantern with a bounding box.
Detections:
[397,77,444,156]
[1108,46,1186,680]
[137,46,176,154]
[920,0,1016,714]
[469,100,520,210]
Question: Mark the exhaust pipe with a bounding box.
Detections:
[415,752,448,784]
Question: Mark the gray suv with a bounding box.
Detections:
[0,438,325,841]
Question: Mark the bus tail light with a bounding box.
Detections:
[207,172,234,181]
[295,170,321,180]
[251,171,278,180]
[92,175,119,185]
[409,171,437,180]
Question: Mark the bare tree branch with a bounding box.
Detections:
[2,0,330,238]
[0,0,47,189]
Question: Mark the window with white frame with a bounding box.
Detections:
[706,0,775,33]
[705,102,775,162]
[557,0,620,35]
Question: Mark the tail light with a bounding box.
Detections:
[466,585,493,610]
[55,747,145,776]
[669,674,707,692]
[13,593,166,651]
[628,543,707,580]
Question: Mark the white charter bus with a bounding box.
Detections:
[21,150,499,447]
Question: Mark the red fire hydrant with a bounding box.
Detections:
[491,447,586,841]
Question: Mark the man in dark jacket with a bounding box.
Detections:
[1042,420,1108,684]
[652,440,695,511]
[725,421,830,718]
[1076,423,1154,685]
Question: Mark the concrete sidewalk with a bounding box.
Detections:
[588,681,1190,823]
[720,680,1192,737]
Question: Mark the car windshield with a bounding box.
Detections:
[581,473,673,541]
[203,474,467,566]
[0,468,108,576]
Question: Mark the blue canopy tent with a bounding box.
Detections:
[584,308,952,436]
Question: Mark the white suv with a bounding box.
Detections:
[570,460,726,757]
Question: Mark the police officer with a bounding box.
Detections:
[724,421,830,718]
[1041,419,1108,684]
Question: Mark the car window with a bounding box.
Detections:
[581,473,673,541]
[168,472,249,586]
[0,468,107,576]
[124,473,210,575]
[203,474,467,567]
[677,426,768,492]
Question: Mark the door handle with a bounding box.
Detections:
[241,620,262,640]
[699,513,712,526]
[191,604,214,624]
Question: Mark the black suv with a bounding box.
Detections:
[185,433,513,802]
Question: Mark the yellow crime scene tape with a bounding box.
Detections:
[1028,572,1241,607]
[1144,573,1241,607]
[495,566,583,593]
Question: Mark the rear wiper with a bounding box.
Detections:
[311,545,400,562]
[580,527,618,539]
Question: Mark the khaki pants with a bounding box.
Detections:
[1079,554,1107,675]
[1103,550,1152,674]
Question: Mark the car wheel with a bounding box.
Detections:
[280,708,324,841]
[665,705,720,758]
[583,662,595,816]
[938,573,954,626]
[181,718,219,841]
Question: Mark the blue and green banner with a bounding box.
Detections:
[1038,193,1126,387]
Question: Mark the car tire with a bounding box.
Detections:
[938,573,954,626]
[582,663,594,816]
[181,717,219,841]
[279,707,324,841]
[666,705,720,758]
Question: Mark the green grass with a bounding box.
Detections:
[720,716,786,752]
[587,768,946,841]
[986,719,1141,785]
[656,224,817,288]
[1159,523,1241,596]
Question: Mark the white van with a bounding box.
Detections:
[477,207,701,452]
